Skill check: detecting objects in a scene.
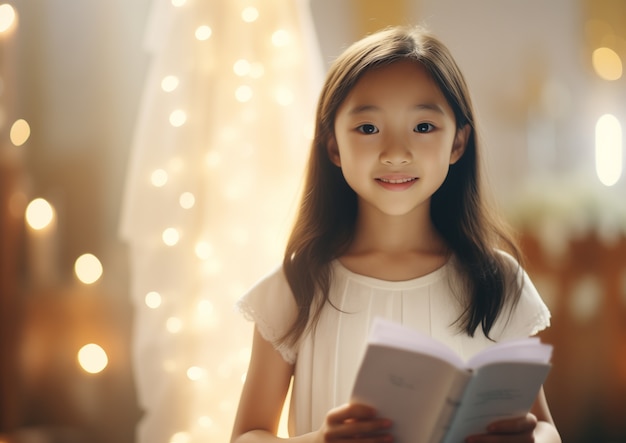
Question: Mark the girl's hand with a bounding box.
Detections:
[317,403,393,442]
[466,413,538,443]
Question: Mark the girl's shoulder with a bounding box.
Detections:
[237,265,299,363]
[493,249,552,340]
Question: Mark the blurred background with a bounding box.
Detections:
[1,0,625,442]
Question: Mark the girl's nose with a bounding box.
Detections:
[380,137,412,165]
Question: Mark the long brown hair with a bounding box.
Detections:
[282,26,522,345]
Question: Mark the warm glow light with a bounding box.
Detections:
[123,3,321,441]
[205,151,222,168]
[179,192,195,209]
[275,87,294,106]
[78,344,108,374]
[10,119,31,146]
[195,299,217,329]
[198,416,214,428]
[25,198,54,230]
[271,29,290,47]
[235,85,253,102]
[151,169,168,187]
[169,110,187,127]
[162,228,180,246]
[595,114,623,186]
[166,317,183,334]
[195,25,212,41]
[194,241,212,260]
[592,47,623,81]
[233,59,251,77]
[145,291,162,309]
[186,366,205,381]
[169,432,190,443]
[0,4,16,33]
[241,7,259,23]
[74,253,103,284]
[197,299,214,316]
[161,75,179,92]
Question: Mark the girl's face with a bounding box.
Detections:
[328,60,468,218]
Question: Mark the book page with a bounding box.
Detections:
[351,344,471,443]
[441,362,551,443]
[368,317,465,369]
[467,337,552,369]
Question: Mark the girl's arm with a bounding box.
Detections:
[529,387,561,442]
[231,326,294,442]
[231,327,394,443]
[466,387,561,443]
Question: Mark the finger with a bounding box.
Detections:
[324,419,393,442]
[327,403,378,425]
[487,413,538,435]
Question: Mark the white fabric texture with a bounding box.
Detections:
[238,256,551,436]
[119,1,322,441]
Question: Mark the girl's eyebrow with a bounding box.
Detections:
[413,103,445,114]
[348,103,445,115]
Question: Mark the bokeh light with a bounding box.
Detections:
[145,291,163,309]
[166,317,183,334]
[151,169,168,187]
[161,75,180,92]
[169,432,190,443]
[25,198,54,230]
[74,253,104,284]
[0,3,16,33]
[235,85,253,103]
[241,7,259,23]
[595,113,623,186]
[162,228,180,246]
[195,25,212,41]
[271,29,290,47]
[233,59,251,77]
[169,110,187,127]
[179,192,196,209]
[10,119,31,146]
[592,47,623,81]
[77,344,109,374]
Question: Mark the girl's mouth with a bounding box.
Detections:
[376,177,417,184]
[375,176,418,191]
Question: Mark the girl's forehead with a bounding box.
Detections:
[341,60,448,107]
[356,60,435,89]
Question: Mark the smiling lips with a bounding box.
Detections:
[377,177,416,184]
[375,176,418,190]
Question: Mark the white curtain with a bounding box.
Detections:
[119,1,322,441]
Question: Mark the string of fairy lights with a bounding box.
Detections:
[120,1,320,442]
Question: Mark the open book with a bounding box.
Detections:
[350,317,552,443]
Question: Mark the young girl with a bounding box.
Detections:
[231,26,561,443]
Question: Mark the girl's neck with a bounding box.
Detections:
[339,204,450,281]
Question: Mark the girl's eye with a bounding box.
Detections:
[357,124,379,134]
[414,123,434,133]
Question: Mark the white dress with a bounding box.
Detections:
[238,256,551,437]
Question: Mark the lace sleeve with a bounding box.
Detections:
[496,266,552,340]
[490,251,552,340]
[236,265,299,364]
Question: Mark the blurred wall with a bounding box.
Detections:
[3,0,626,442]
[15,0,151,292]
